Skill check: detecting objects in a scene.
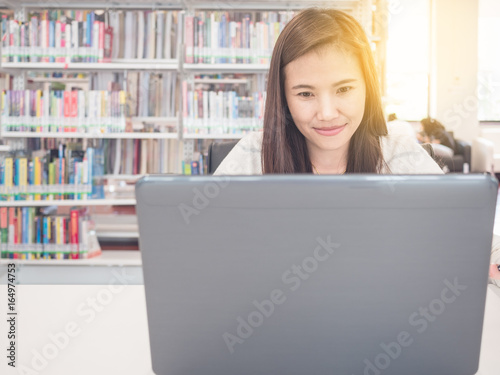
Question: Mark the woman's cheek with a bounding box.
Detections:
[292,101,314,123]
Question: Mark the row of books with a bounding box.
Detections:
[127,72,178,118]
[182,84,266,134]
[0,206,101,259]
[103,138,181,176]
[112,10,181,60]
[0,144,102,201]
[1,10,181,63]
[184,11,295,64]
[2,11,112,63]
[182,155,207,175]
[1,89,127,133]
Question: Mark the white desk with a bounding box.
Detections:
[1,284,499,375]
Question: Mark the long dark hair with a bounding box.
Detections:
[421,117,445,136]
[261,8,388,174]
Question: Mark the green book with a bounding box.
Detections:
[0,207,8,259]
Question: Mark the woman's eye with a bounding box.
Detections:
[298,92,313,98]
[338,86,352,94]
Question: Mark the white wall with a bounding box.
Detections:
[429,0,479,142]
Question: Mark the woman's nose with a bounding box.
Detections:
[317,97,340,121]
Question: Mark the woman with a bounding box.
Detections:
[213,8,500,282]
[418,117,455,151]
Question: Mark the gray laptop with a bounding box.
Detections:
[136,174,497,375]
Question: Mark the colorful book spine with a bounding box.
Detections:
[8,208,15,259]
[0,207,7,258]
[70,208,79,259]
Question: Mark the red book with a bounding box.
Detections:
[184,16,194,64]
[61,217,67,259]
[56,19,62,63]
[63,91,71,132]
[103,26,113,63]
[98,19,105,63]
[133,139,140,175]
[7,208,15,259]
[61,22,66,48]
[70,91,78,131]
[70,209,79,259]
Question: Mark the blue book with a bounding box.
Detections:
[86,147,94,199]
[58,143,64,185]
[191,161,200,175]
[28,161,34,186]
[13,159,19,200]
[91,146,104,199]
[49,18,55,63]
[198,153,204,175]
[86,13,92,62]
[0,157,4,188]
[35,216,41,260]
[219,16,224,63]
[42,216,49,259]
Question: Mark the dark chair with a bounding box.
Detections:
[207,140,240,174]
[434,139,471,173]
[207,140,438,174]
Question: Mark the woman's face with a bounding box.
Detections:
[284,45,366,159]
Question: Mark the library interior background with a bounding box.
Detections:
[0,0,498,255]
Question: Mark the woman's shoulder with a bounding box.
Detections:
[380,124,444,174]
[236,131,264,152]
[213,131,263,175]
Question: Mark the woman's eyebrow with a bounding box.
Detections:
[291,78,358,90]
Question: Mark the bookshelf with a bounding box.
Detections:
[1,60,179,71]
[0,249,141,266]
[1,130,178,139]
[0,1,383,141]
[183,63,270,73]
[0,198,136,207]
[183,133,245,139]
[0,0,386,259]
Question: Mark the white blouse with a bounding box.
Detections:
[214,129,444,175]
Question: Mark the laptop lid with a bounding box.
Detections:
[136,174,497,375]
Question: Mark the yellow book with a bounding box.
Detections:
[4,158,13,187]
[119,90,126,106]
[19,158,27,198]
[101,91,107,133]
[119,91,127,123]
[34,157,41,201]
[56,217,62,260]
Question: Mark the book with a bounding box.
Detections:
[0,207,7,258]
[70,208,79,259]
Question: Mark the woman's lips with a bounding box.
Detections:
[313,124,347,136]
